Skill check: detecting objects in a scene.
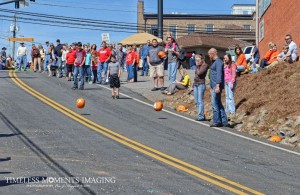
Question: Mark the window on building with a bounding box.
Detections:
[150,25,158,36]
[169,25,177,38]
[205,24,214,32]
[243,25,251,30]
[187,24,195,35]
[243,11,249,15]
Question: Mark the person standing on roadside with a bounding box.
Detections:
[125,46,135,82]
[193,54,209,121]
[116,43,125,73]
[72,42,86,90]
[140,40,151,76]
[97,41,111,84]
[165,36,180,83]
[43,41,50,73]
[208,48,228,127]
[147,39,165,91]
[54,39,63,78]
[66,46,75,81]
[31,45,41,72]
[223,54,237,120]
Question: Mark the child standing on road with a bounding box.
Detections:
[107,55,121,99]
[84,46,92,84]
[66,46,76,81]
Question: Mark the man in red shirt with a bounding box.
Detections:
[72,42,86,90]
[97,41,111,84]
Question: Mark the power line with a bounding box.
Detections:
[0,8,254,35]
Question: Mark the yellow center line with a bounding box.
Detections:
[10,71,265,195]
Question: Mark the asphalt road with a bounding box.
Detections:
[0,70,300,195]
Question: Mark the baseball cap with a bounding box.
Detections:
[56,39,60,43]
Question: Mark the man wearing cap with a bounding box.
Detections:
[43,41,51,73]
[54,39,63,78]
[17,42,28,71]
[0,47,7,69]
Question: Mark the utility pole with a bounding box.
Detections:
[12,13,16,60]
[255,0,259,46]
[157,0,163,39]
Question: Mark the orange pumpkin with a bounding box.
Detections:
[76,98,85,109]
[158,51,167,59]
[154,101,163,111]
[176,105,188,112]
[269,135,282,142]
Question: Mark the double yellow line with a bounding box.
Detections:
[9,71,264,195]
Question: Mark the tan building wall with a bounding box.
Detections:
[137,0,255,41]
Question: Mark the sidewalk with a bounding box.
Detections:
[119,69,197,103]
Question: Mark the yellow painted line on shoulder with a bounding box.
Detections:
[10,71,264,195]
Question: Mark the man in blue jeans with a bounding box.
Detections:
[208,48,229,127]
[72,42,86,90]
[43,41,50,73]
[140,40,151,76]
[97,41,111,84]
[54,39,63,78]
[165,37,180,83]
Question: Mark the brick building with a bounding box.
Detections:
[137,0,255,42]
[258,0,300,56]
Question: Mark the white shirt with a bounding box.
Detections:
[17,46,27,57]
[288,41,298,61]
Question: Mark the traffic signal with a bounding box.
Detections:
[30,0,35,2]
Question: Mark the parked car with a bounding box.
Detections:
[243,46,254,61]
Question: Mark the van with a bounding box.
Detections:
[243,46,254,61]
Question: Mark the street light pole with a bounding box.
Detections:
[157,0,163,39]
[12,13,16,60]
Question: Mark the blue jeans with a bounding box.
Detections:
[97,62,108,83]
[73,66,85,88]
[168,62,178,83]
[133,65,137,82]
[43,55,51,72]
[141,58,148,75]
[211,87,228,125]
[190,65,196,70]
[225,82,236,114]
[84,66,92,82]
[126,64,134,81]
[56,57,63,77]
[17,55,27,70]
[236,65,246,72]
[194,84,206,120]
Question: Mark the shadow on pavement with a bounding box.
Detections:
[0,111,96,194]
[0,133,21,138]
[0,157,11,162]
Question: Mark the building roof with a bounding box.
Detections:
[143,13,253,20]
[176,33,250,50]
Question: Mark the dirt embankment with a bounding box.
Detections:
[164,62,300,147]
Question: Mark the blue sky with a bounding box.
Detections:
[0,0,255,54]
